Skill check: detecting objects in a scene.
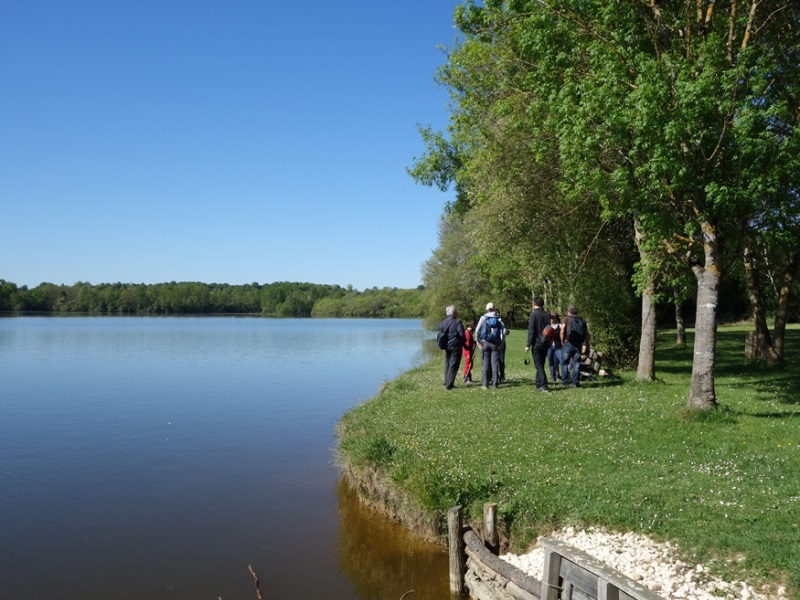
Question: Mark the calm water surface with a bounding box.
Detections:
[0,316,451,599]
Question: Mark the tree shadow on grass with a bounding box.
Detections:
[630,328,800,412]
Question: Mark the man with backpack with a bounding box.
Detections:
[438,305,466,390]
[525,296,551,392]
[476,302,506,389]
[560,305,590,388]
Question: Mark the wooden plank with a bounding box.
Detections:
[561,558,600,597]
[464,529,542,594]
[467,555,541,600]
[541,548,563,600]
[465,568,506,600]
[598,578,620,600]
[507,580,541,600]
[539,538,666,600]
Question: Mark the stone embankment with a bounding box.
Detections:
[502,527,786,600]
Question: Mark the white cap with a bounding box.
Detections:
[486,302,495,311]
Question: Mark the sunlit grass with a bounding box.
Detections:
[337,325,800,597]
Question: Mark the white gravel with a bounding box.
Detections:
[501,527,786,599]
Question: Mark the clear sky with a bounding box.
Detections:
[1,2,458,291]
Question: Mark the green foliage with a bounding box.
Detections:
[420,212,492,327]
[338,325,800,595]
[0,279,21,311]
[0,280,424,318]
[412,0,799,404]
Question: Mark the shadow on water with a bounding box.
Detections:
[336,478,454,600]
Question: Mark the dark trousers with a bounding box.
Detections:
[444,348,462,389]
[532,342,549,389]
[481,341,501,388]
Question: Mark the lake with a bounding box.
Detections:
[0,316,451,600]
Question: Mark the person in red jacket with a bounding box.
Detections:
[462,321,476,383]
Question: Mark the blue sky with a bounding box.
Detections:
[1,2,458,290]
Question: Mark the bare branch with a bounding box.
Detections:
[248,564,263,600]
[707,117,730,162]
[577,221,607,277]
[727,0,738,64]
[741,0,759,50]
[704,0,716,27]
[754,5,789,37]
[684,0,694,57]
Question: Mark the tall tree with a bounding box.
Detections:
[421,211,490,326]
[412,3,641,356]
[442,0,799,410]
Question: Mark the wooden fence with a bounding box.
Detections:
[448,505,665,600]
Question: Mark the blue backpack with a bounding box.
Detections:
[483,315,503,344]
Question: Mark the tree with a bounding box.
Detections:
[432,0,800,410]
[421,212,490,326]
[0,279,18,311]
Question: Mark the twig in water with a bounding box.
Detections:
[399,591,416,600]
[248,564,263,600]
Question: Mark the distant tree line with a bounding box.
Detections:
[0,280,425,318]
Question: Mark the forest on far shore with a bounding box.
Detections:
[0,279,425,318]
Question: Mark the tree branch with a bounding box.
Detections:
[248,564,263,600]
[704,0,716,28]
[533,0,639,81]
[741,0,759,50]
[727,0,738,64]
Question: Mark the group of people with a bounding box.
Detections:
[438,298,590,392]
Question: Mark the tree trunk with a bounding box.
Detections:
[674,287,686,347]
[773,249,798,360]
[743,244,778,363]
[637,287,657,380]
[634,218,657,381]
[688,221,719,411]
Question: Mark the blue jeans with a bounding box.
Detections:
[561,343,581,386]
[547,345,562,381]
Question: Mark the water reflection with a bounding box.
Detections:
[0,317,447,599]
[336,478,453,600]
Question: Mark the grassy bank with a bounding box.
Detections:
[336,325,800,597]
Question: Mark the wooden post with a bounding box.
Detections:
[483,502,499,555]
[541,547,562,600]
[448,506,466,595]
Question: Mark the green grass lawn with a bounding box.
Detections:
[337,325,800,597]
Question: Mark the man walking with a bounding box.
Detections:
[438,305,465,390]
[560,305,590,388]
[476,302,506,389]
[525,296,551,392]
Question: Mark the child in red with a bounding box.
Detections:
[462,321,476,383]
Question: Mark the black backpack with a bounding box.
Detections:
[566,316,585,346]
[437,328,449,349]
[437,319,452,349]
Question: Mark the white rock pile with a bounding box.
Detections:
[501,527,786,599]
